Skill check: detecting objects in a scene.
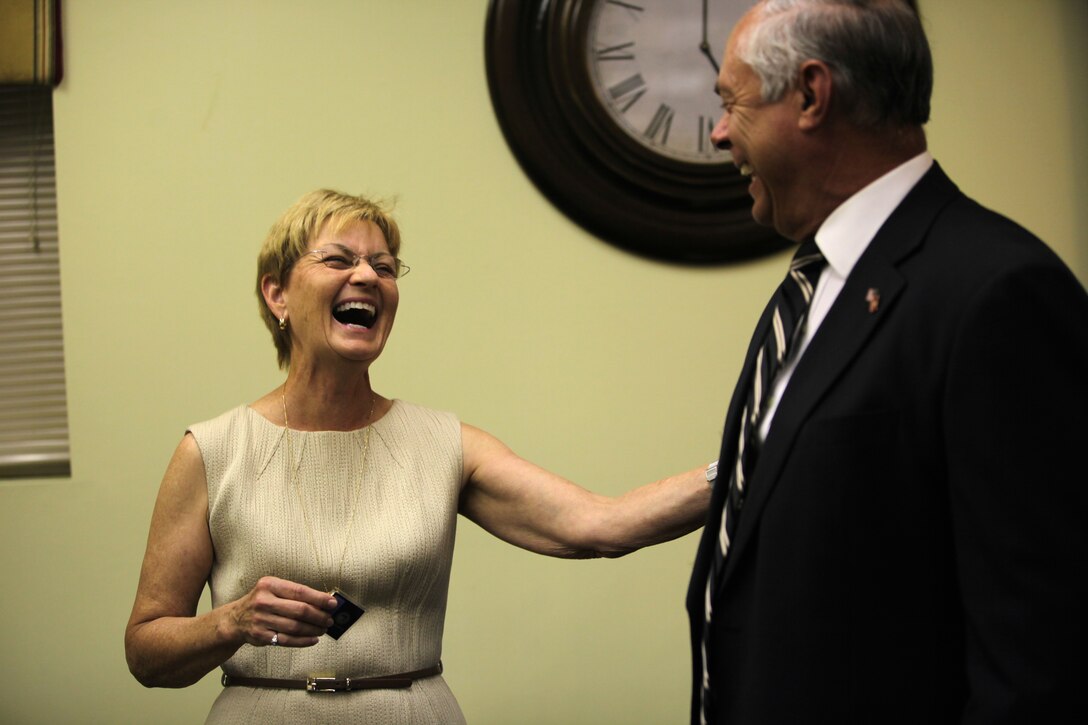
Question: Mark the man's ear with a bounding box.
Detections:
[797,59,832,129]
[260,273,288,320]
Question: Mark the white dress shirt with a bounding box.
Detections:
[757,151,934,441]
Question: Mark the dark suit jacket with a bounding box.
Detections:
[687,164,1088,724]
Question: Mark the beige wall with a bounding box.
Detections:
[1,1,1084,723]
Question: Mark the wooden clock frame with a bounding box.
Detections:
[484,0,790,264]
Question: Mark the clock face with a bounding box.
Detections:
[586,0,750,165]
[484,0,789,264]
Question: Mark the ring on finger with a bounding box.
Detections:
[270,632,279,646]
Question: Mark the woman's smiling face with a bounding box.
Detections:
[275,217,400,369]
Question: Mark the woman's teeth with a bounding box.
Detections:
[333,301,377,327]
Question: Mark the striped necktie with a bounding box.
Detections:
[700,239,826,723]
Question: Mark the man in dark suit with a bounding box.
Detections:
[688,1,1088,723]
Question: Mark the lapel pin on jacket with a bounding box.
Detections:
[866,288,881,314]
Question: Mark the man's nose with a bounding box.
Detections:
[710,112,732,151]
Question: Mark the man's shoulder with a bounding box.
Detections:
[926,191,1067,275]
[891,165,1067,277]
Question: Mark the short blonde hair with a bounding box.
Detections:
[256,189,402,369]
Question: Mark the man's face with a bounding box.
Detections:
[711,12,807,240]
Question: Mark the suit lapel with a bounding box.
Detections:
[713,163,963,592]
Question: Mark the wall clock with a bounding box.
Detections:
[485,0,789,264]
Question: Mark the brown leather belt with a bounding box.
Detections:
[221,663,442,692]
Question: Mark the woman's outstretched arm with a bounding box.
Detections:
[459,423,711,559]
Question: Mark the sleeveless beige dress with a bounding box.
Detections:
[188,400,466,724]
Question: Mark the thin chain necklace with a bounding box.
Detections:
[280,387,375,595]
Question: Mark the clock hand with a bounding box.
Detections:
[699,0,720,74]
[701,0,710,45]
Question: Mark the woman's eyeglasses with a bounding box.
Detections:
[306,247,410,279]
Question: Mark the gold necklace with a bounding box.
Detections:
[280,388,375,596]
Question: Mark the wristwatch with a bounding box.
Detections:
[706,460,719,486]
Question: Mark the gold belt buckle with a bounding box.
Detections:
[306,677,345,693]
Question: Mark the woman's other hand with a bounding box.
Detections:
[224,576,337,648]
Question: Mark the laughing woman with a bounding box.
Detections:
[124,189,710,724]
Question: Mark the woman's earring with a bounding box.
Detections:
[278,315,287,331]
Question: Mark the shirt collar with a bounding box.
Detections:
[814,151,933,279]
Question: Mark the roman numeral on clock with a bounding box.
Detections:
[698,115,717,153]
[609,73,647,113]
[644,104,674,145]
[606,0,645,19]
[596,41,636,61]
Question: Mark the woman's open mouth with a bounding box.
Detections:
[332,301,377,329]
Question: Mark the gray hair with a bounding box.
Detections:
[740,0,931,128]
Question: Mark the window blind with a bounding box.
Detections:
[0,86,69,478]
